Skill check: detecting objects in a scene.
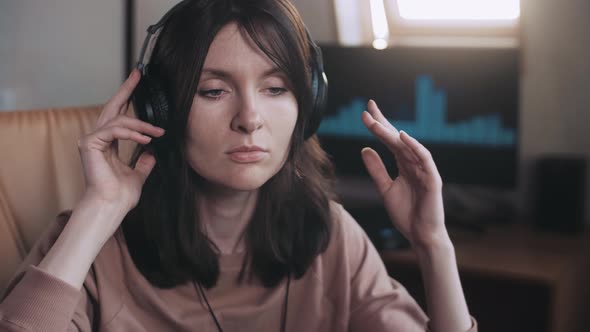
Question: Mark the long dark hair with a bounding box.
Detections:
[123,0,337,289]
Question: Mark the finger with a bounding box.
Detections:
[134,151,157,184]
[97,69,141,127]
[394,131,422,166]
[85,126,153,152]
[119,98,132,116]
[105,115,165,138]
[361,110,418,167]
[110,69,141,112]
[399,130,439,174]
[366,99,421,166]
[367,99,398,132]
[361,110,400,149]
[361,147,393,195]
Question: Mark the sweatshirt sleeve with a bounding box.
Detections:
[0,211,94,331]
[333,204,477,332]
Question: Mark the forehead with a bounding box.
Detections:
[203,22,276,72]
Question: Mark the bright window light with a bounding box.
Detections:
[370,0,390,49]
[397,0,520,20]
[373,38,388,50]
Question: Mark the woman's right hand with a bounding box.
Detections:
[77,69,165,214]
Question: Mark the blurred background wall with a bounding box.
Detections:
[0,0,124,111]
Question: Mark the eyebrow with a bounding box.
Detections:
[200,67,286,80]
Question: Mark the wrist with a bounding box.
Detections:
[412,225,452,248]
[413,231,455,262]
[73,194,130,239]
[82,188,137,213]
[79,191,131,215]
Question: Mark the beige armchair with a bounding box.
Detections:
[0,105,135,292]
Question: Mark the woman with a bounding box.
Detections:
[0,0,476,331]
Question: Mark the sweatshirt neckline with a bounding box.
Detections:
[219,251,247,271]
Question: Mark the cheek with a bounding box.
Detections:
[279,106,298,142]
[270,96,298,131]
[185,110,221,164]
[186,101,227,144]
[270,109,298,165]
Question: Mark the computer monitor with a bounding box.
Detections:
[317,45,520,188]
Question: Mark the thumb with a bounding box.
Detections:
[134,151,157,184]
[361,147,392,195]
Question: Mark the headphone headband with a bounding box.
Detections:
[137,0,193,73]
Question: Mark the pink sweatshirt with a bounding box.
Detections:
[0,202,476,331]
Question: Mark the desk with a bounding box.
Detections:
[380,225,590,332]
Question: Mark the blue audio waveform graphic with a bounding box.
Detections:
[318,75,516,146]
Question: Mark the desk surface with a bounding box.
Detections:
[380,224,590,283]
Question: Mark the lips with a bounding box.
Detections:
[226,145,268,163]
[226,145,268,153]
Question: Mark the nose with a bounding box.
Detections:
[230,92,263,134]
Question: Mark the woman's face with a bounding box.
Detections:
[186,22,298,192]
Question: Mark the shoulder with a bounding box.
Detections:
[309,201,394,299]
[327,201,371,254]
[310,201,376,276]
[322,201,396,285]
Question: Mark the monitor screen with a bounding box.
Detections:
[316,45,520,188]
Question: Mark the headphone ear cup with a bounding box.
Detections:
[131,75,152,124]
[145,73,170,128]
[304,44,328,140]
[132,69,170,128]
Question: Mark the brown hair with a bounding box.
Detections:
[123,0,338,289]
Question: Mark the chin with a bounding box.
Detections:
[205,170,275,193]
[192,162,285,193]
[224,177,268,192]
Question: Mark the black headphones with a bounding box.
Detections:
[131,0,328,140]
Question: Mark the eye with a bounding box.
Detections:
[198,89,225,100]
[267,87,288,96]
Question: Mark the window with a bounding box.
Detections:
[395,0,519,20]
[334,0,521,48]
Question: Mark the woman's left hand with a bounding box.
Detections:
[361,100,449,249]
